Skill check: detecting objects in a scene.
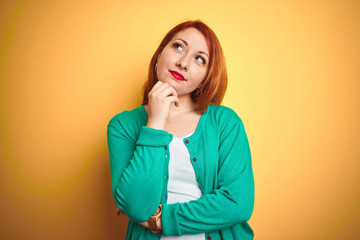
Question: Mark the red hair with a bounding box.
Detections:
[141,20,228,114]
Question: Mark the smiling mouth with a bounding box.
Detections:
[169,71,185,81]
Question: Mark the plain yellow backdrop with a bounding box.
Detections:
[1,0,359,239]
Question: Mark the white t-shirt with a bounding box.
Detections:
[161,133,205,240]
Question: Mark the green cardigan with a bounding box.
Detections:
[107,104,254,240]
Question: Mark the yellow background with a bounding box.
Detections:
[1,0,359,239]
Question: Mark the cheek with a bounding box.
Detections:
[158,49,175,66]
[192,67,207,81]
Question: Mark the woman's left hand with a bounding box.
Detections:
[139,218,162,231]
[115,207,162,231]
[139,221,150,228]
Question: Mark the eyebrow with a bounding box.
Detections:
[175,38,209,58]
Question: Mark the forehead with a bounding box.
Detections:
[171,27,209,54]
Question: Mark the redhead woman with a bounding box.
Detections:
[107,20,254,240]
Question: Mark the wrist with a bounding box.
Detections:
[148,204,162,233]
[146,119,166,130]
[157,217,162,230]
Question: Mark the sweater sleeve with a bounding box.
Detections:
[161,113,254,236]
[107,113,173,222]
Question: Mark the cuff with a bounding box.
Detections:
[161,203,181,236]
[136,126,173,147]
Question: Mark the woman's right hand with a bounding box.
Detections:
[146,81,179,130]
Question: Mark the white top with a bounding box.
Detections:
[161,132,205,240]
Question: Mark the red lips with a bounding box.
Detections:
[169,71,185,81]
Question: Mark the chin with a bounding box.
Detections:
[159,78,176,88]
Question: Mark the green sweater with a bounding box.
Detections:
[107,104,254,240]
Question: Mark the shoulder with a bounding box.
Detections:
[107,106,147,132]
[109,105,145,123]
[206,105,249,146]
[206,104,243,126]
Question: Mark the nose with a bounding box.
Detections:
[176,54,190,71]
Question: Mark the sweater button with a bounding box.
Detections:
[192,157,197,162]
[207,236,212,240]
[185,139,189,144]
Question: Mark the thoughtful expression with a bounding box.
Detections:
[156,27,210,97]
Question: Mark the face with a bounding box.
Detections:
[156,27,210,97]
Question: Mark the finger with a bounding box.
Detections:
[149,85,177,105]
[149,81,167,94]
[157,84,178,99]
[150,81,171,96]
[166,96,180,107]
[115,207,124,216]
[139,221,150,228]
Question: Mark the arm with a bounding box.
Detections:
[161,115,254,236]
[108,81,179,223]
[107,118,171,222]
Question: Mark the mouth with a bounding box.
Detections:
[169,71,186,81]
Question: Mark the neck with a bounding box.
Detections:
[169,94,197,116]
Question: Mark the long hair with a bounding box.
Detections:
[141,20,228,114]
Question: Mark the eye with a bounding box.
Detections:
[173,42,184,51]
[196,56,206,64]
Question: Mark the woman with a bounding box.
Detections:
[107,20,254,240]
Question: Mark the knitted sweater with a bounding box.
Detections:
[107,104,254,240]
